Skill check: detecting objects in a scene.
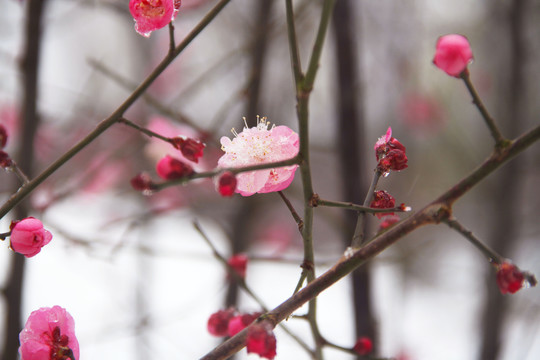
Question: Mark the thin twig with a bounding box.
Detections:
[168,22,176,55]
[460,71,506,147]
[443,217,504,265]
[119,117,172,143]
[277,191,303,232]
[351,170,382,247]
[315,197,411,214]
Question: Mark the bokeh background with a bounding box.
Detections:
[1,0,539,359]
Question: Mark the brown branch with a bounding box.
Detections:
[199,123,540,359]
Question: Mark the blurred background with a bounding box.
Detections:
[0,0,539,359]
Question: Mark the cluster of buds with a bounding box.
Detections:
[207,309,275,359]
[370,190,396,219]
[374,127,408,175]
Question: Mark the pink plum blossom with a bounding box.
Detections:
[129,0,181,38]
[19,306,79,360]
[9,217,52,258]
[433,34,473,77]
[217,117,299,196]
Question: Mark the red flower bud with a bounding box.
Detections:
[353,336,373,356]
[170,136,205,163]
[227,253,248,279]
[246,323,277,360]
[374,127,408,173]
[130,172,155,192]
[496,262,524,295]
[217,171,237,197]
[370,190,396,219]
[156,155,194,180]
[207,309,235,337]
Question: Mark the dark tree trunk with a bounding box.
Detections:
[2,1,48,359]
[332,0,376,353]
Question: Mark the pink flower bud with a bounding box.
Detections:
[130,172,155,192]
[0,124,7,148]
[227,312,260,337]
[156,155,194,180]
[217,171,237,197]
[370,190,396,219]
[433,34,473,77]
[129,0,179,38]
[170,136,205,163]
[227,253,248,279]
[207,309,235,337]
[246,323,277,360]
[19,306,79,360]
[9,217,52,258]
[353,336,373,356]
[496,262,524,295]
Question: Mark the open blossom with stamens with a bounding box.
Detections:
[218,117,299,196]
[129,0,181,38]
[19,306,79,360]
